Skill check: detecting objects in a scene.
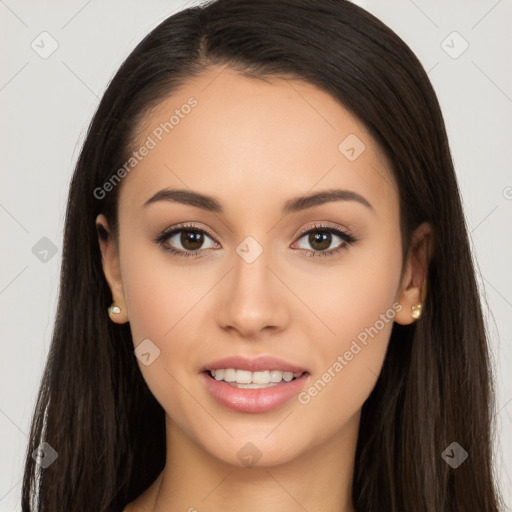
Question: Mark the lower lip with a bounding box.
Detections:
[200,371,310,413]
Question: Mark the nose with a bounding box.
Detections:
[216,246,290,339]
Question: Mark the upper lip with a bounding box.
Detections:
[202,355,309,374]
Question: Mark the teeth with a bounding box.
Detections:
[224,369,236,382]
[210,368,303,384]
[283,371,294,382]
[269,370,283,383]
[252,370,270,384]
[236,369,252,384]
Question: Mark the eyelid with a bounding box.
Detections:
[155,222,218,243]
[294,221,354,239]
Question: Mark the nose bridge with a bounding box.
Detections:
[233,236,272,296]
[216,234,288,336]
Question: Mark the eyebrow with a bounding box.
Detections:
[142,188,374,215]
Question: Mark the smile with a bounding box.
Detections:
[201,370,310,413]
[209,368,304,388]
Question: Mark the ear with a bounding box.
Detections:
[96,214,129,324]
[394,221,435,325]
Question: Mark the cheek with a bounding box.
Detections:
[294,231,402,420]
[299,229,402,346]
[120,243,207,421]
[121,237,203,343]
[119,239,207,387]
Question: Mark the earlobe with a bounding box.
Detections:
[394,261,423,325]
[95,214,129,324]
[394,221,434,325]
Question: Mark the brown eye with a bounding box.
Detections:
[292,225,357,258]
[179,230,205,251]
[165,229,217,254]
[154,224,219,258]
[307,231,333,251]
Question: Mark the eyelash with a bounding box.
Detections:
[153,222,358,259]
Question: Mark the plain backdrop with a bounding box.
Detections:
[1,0,511,510]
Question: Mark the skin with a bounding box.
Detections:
[96,65,433,512]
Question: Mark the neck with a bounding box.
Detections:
[138,411,360,512]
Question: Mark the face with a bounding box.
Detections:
[97,65,426,468]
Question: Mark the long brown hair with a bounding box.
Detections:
[21,0,503,510]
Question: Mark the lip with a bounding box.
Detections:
[202,355,309,374]
[200,371,310,413]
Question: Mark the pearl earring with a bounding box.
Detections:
[108,303,121,317]
[411,304,422,320]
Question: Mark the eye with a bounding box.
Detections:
[291,223,357,258]
[154,223,219,258]
[154,222,357,259]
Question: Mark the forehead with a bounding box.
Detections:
[118,65,397,218]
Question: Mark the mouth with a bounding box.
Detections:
[200,355,311,413]
[205,368,307,389]
[199,355,311,413]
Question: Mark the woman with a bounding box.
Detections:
[21,0,503,510]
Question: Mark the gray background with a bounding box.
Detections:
[1,0,511,510]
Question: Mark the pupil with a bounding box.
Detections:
[181,230,203,250]
[309,231,331,251]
